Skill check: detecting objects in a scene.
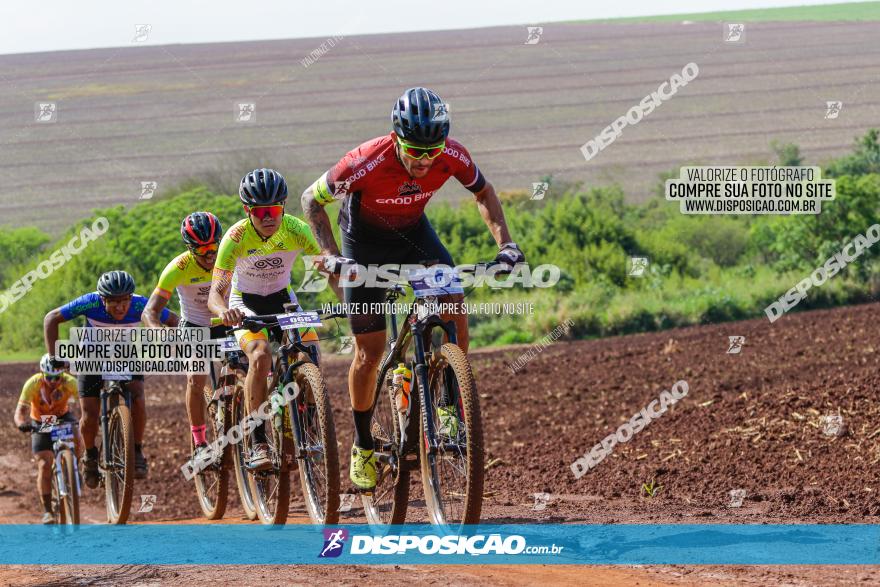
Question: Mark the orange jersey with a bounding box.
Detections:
[18,373,78,420]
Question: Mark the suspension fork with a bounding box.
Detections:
[54,450,67,497]
[411,325,438,453]
[100,388,111,468]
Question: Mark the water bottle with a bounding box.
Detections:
[392,363,412,414]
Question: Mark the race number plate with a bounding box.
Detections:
[409,266,463,298]
[277,311,322,330]
[102,373,132,381]
[219,337,240,351]
[49,422,75,441]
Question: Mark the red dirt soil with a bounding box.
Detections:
[1,302,880,585]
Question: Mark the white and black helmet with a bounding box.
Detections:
[40,353,63,377]
[97,270,136,297]
[239,168,288,206]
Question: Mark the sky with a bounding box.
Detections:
[0,0,860,55]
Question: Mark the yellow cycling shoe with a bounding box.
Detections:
[349,445,378,491]
[438,405,461,439]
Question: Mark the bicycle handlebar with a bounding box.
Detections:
[21,421,76,434]
[210,309,347,329]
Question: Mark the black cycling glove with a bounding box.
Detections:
[495,242,525,267]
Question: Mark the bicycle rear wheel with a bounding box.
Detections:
[59,450,79,525]
[230,374,258,521]
[291,363,340,524]
[362,359,413,525]
[105,404,134,525]
[193,385,229,520]
[419,343,484,528]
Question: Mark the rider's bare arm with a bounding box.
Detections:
[143,292,169,328]
[472,180,513,247]
[161,308,180,327]
[13,403,29,427]
[301,182,342,257]
[43,308,67,356]
[208,268,243,326]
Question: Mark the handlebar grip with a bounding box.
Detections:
[210,317,223,326]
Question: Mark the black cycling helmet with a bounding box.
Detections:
[391,87,450,145]
[181,211,222,247]
[97,270,135,297]
[239,168,288,206]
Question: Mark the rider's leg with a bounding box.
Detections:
[349,330,386,450]
[78,389,101,488]
[128,379,146,446]
[186,373,208,445]
[35,450,53,512]
[242,337,272,411]
[241,336,272,446]
[79,398,100,450]
[77,375,102,451]
[73,427,84,460]
[128,379,149,478]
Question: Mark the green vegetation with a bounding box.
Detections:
[1,130,879,357]
[580,1,880,23]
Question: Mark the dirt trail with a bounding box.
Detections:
[3,302,880,584]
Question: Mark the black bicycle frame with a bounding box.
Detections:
[384,288,458,456]
[278,328,321,450]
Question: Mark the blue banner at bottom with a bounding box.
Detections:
[0,524,878,565]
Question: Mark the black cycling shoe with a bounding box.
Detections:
[134,449,148,479]
[82,456,100,489]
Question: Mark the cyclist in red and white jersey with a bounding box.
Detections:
[301,87,524,490]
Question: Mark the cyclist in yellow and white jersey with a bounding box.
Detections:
[207,168,339,470]
[144,212,227,464]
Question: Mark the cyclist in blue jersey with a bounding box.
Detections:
[43,270,179,488]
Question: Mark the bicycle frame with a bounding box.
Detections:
[380,284,459,458]
[217,309,340,464]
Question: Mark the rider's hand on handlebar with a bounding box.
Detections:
[219,307,245,327]
[313,254,356,277]
[17,423,31,433]
[495,242,525,268]
[48,356,68,371]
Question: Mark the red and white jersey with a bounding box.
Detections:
[315,132,485,234]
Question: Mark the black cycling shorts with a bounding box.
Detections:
[341,215,455,334]
[78,374,143,399]
[180,319,228,340]
[31,412,77,453]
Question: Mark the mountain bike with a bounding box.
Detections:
[188,346,245,520]
[27,420,81,524]
[98,375,135,524]
[362,266,485,529]
[210,306,344,525]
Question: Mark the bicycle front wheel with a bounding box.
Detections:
[247,410,291,525]
[59,450,79,524]
[230,374,258,521]
[193,385,229,520]
[419,343,484,528]
[361,358,412,525]
[291,363,340,524]
[105,404,134,525]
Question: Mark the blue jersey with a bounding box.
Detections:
[59,292,168,328]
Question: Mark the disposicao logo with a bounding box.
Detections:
[319,528,348,558]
